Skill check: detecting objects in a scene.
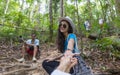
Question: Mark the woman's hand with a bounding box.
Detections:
[57,56,72,72]
[64,50,74,58]
[70,57,78,68]
[65,57,78,73]
[60,55,71,66]
[57,55,78,73]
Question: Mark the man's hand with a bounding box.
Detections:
[57,54,78,72]
[57,56,71,72]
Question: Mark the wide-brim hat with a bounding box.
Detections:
[59,16,75,32]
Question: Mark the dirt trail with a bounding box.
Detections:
[0,38,120,75]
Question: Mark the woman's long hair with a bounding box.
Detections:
[56,20,73,53]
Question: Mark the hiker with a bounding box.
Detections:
[84,20,90,31]
[99,18,104,29]
[18,33,39,62]
[42,16,93,75]
[42,16,79,75]
[51,54,78,75]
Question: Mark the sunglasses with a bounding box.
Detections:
[59,24,67,28]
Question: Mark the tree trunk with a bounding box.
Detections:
[37,0,41,25]
[60,0,64,17]
[14,0,24,35]
[30,0,36,22]
[87,0,92,24]
[75,0,83,52]
[4,0,10,14]
[115,0,120,17]
[49,0,53,41]
[53,0,59,15]
[17,0,24,26]
[2,0,10,25]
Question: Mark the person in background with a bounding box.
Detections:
[84,20,90,31]
[42,16,80,75]
[18,33,39,62]
[99,18,104,29]
[98,18,104,38]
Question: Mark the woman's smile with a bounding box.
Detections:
[59,21,69,33]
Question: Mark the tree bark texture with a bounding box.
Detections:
[49,0,53,41]
[60,0,64,17]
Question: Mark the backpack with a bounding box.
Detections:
[72,56,94,75]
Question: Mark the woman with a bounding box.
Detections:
[42,16,80,75]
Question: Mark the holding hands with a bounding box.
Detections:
[57,51,78,73]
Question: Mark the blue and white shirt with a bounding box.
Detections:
[26,39,39,46]
[64,33,80,54]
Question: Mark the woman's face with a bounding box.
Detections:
[59,21,69,33]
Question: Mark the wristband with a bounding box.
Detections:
[67,48,72,51]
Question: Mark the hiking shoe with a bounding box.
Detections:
[17,58,25,62]
[32,57,37,62]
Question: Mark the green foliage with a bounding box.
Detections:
[113,18,120,34]
[112,50,120,58]
[0,0,120,44]
[26,0,34,3]
[94,36,120,58]
[96,37,113,51]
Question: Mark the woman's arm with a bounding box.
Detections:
[67,39,74,51]
[64,39,75,57]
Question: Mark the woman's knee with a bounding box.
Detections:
[42,60,48,67]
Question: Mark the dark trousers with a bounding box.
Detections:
[42,60,59,75]
[42,60,74,75]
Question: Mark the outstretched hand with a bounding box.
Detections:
[57,53,78,73]
[64,50,74,58]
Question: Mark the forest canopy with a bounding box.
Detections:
[0,0,120,42]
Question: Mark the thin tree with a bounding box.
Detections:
[87,0,92,25]
[75,0,83,52]
[49,0,53,41]
[2,0,10,25]
[60,0,64,17]
[4,0,10,14]
[115,0,120,17]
